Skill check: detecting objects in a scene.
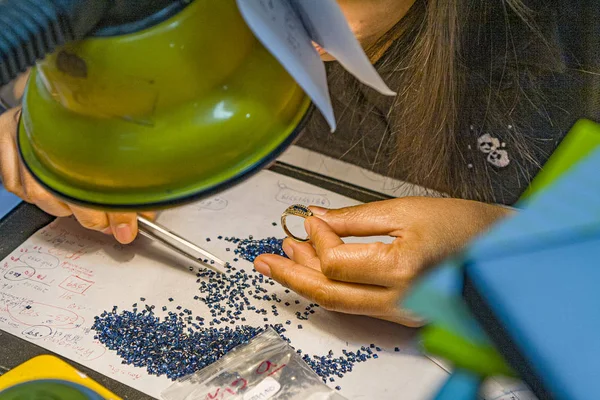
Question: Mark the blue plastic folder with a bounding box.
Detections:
[404,119,600,399]
[463,148,600,400]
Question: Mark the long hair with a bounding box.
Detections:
[333,0,568,202]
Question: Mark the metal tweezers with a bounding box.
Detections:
[137,216,226,274]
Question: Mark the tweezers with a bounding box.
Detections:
[137,216,226,275]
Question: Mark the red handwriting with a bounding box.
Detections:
[30,273,52,286]
[59,292,73,300]
[206,387,238,400]
[256,360,287,377]
[59,261,94,279]
[9,302,80,328]
[59,275,94,295]
[67,303,88,311]
[48,247,86,262]
[205,378,249,399]
[231,378,248,391]
[204,360,286,399]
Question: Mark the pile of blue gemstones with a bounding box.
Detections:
[91,234,399,388]
[92,307,262,380]
[225,235,287,262]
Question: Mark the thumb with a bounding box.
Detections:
[309,200,403,237]
[108,212,139,244]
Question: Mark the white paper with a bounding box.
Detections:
[479,377,537,400]
[0,170,447,399]
[236,0,395,132]
[236,0,336,131]
[290,0,395,96]
[0,168,532,400]
[243,377,281,400]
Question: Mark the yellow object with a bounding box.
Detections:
[0,355,120,399]
[19,0,311,210]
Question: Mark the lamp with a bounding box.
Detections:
[1,0,310,209]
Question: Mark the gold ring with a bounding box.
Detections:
[281,204,314,242]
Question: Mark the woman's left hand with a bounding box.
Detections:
[253,197,513,327]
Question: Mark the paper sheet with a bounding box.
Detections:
[235,0,394,132]
[289,0,395,96]
[0,171,448,399]
[236,0,335,130]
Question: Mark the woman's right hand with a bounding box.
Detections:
[0,105,153,244]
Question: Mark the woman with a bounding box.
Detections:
[254,0,599,325]
[1,0,598,325]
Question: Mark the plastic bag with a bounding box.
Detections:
[162,327,346,400]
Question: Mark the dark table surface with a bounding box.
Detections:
[0,162,391,399]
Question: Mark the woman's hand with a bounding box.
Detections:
[254,197,513,326]
[0,106,154,244]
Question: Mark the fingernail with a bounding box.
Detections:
[115,224,133,244]
[254,260,272,277]
[282,242,294,259]
[101,227,113,235]
[310,206,328,216]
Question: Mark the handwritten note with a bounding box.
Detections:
[275,182,330,207]
[0,170,529,399]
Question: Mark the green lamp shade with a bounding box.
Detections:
[18,0,311,210]
[0,380,103,400]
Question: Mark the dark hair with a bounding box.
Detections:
[330,0,569,202]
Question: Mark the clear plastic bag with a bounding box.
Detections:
[162,327,346,400]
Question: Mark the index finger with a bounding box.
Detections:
[254,253,395,315]
[309,200,405,238]
[305,216,343,257]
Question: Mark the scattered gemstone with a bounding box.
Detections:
[224,236,287,263]
[91,234,384,384]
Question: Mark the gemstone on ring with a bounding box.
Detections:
[281,204,314,242]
